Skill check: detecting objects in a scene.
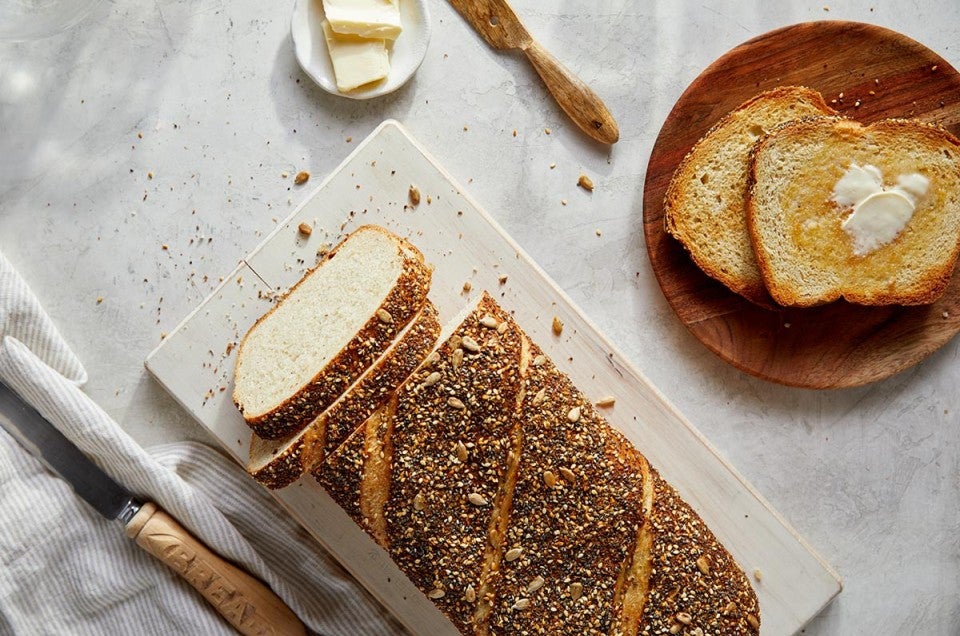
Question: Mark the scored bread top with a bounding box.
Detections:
[747,117,960,306]
[664,86,837,304]
[233,225,431,439]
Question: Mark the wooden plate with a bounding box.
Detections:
[643,21,960,389]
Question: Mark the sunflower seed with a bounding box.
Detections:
[532,354,546,367]
[543,470,557,488]
[461,336,480,353]
[512,598,530,611]
[696,555,710,575]
[675,612,692,625]
[456,441,468,462]
[422,371,442,387]
[559,467,576,483]
[480,315,499,328]
[447,396,466,410]
[595,395,616,408]
[376,309,393,324]
[532,388,547,406]
[413,492,426,511]
[567,406,581,422]
[426,588,444,599]
[468,493,488,506]
[452,348,464,372]
[526,576,545,593]
[569,582,583,601]
[504,547,523,562]
[465,585,476,603]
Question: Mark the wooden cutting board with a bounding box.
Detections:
[644,21,960,389]
[146,120,840,635]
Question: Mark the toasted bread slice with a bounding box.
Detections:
[664,86,837,304]
[747,117,960,306]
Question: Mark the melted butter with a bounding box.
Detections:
[830,163,930,256]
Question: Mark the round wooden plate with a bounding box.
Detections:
[643,21,960,389]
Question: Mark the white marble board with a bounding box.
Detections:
[144,120,841,636]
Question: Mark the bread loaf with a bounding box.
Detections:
[747,117,960,306]
[664,86,837,304]
[248,300,440,489]
[233,225,431,439]
[315,292,760,634]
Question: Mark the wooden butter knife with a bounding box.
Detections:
[447,0,619,145]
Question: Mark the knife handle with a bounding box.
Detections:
[125,502,306,636]
[522,39,619,145]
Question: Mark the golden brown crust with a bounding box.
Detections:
[235,226,432,439]
[747,117,960,307]
[664,86,837,306]
[248,301,440,489]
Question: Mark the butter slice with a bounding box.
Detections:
[323,0,402,40]
[322,20,389,92]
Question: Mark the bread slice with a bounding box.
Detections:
[664,86,837,304]
[747,117,960,306]
[233,225,431,439]
[248,300,440,489]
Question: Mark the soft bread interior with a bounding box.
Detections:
[234,227,404,417]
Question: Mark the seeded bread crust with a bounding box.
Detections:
[316,293,760,635]
[664,86,837,305]
[382,293,524,634]
[248,301,440,489]
[746,117,960,306]
[234,226,432,439]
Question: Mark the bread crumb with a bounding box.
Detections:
[462,281,472,293]
[544,128,551,135]
[346,136,352,142]
[498,274,508,285]
[409,185,421,206]
[595,396,616,408]
[147,171,154,179]
[281,171,289,178]
[161,244,169,250]
[753,568,763,582]
[561,199,567,206]
[298,222,312,236]
[595,229,602,236]
[578,174,594,191]
[512,129,517,137]
[549,163,556,169]
[294,171,310,185]
[552,316,563,336]
[942,311,949,318]
[932,65,938,72]
[96,296,104,304]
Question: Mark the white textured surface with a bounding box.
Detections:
[1,1,958,634]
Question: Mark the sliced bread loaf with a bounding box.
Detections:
[248,300,440,489]
[233,225,431,439]
[747,117,960,306]
[664,86,837,304]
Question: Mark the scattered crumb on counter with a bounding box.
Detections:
[544,128,551,135]
[596,396,616,408]
[298,222,312,236]
[408,185,421,206]
[578,174,594,191]
[595,229,602,236]
[498,275,508,285]
[96,296,104,304]
[753,568,763,582]
[552,316,563,336]
[549,163,556,169]
[462,281,472,293]
[294,171,310,185]
[561,199,567,206]
[281,171,289,178]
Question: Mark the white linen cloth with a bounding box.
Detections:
[0,250,403,636]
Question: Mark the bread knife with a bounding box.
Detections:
[447,0,619,144]
[0,379,306,636]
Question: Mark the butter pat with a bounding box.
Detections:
[322,20,389,92]
[323,0,402,40]
[832,162,930,256]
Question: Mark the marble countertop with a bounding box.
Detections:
[1,1,957,634]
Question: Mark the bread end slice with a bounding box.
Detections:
[747,117,960,307]
[664,86,837,305]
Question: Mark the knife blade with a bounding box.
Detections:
[0,379,305,636]
[447,0,619,145]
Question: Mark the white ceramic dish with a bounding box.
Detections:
[291,0,431,99]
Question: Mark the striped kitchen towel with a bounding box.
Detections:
[0,249,403,636]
